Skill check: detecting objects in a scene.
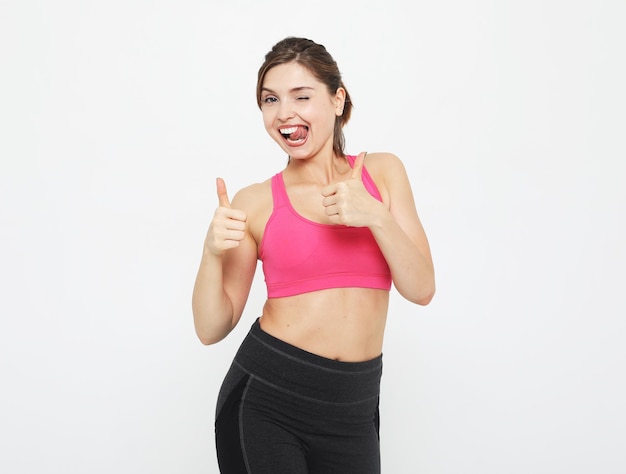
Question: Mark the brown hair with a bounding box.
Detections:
[256,37,353,158]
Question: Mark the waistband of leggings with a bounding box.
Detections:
[233,318,382,403]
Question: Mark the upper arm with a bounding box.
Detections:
[374,153,433,262]
[220,187,263,327]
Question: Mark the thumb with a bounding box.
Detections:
[351,152,367,180]
[216,177,231,208]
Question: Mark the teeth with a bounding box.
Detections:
[280,126,297,135]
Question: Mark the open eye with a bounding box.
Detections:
[263,96,278,104]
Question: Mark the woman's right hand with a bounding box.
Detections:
[204,178,247,256]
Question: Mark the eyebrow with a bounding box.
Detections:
[261,86,315,94]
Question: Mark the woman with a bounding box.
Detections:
[192,36,435,474]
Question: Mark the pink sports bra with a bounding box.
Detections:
[259,155,392,298]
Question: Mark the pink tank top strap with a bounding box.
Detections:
[346,154,382,201]
[270,173,289,208]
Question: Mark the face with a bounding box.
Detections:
[260,62,345,160]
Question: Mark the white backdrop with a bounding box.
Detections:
[1,1,625,473]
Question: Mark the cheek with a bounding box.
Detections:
[316,101,338,125]
[262,111,287,148]
[313,108,337,135]
[262,110,275,134]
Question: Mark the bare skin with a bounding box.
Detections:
[192,62,435,362]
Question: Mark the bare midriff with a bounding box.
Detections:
[259,287,390,362]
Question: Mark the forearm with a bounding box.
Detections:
[369,210,435,305]
[192,251,236,344]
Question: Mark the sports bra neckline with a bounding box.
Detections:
[275,154,382,227]
[275,172,339,228]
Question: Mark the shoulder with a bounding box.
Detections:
[361,152,410,203]
[363,152,407,177]
[231,177,275,244]
[231,177,273,211]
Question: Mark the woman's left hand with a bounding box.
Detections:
[321,152,384,227]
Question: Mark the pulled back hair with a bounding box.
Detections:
[256,37,353,159]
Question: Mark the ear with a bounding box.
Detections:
[334,87,346,116]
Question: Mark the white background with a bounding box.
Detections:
[1,1,625,473]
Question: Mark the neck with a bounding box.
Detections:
[285,152,350,185]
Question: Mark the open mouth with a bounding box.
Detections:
[279,125,309,144]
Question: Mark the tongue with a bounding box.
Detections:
[289,126,307,140]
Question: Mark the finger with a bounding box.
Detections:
[321,184,336,197]
[222,228,246,242]
[224,217,246,231]
[351,152,367,180]
[321,195,337,208]
[216,177,231,208]
[323,204,338,216]
[214,205,247,226]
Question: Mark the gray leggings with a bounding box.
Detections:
[215,318,383,474]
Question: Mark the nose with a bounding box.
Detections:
[276,101,295,121]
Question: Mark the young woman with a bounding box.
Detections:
[192,36,435,474]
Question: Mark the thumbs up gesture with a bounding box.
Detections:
[321,152,378,227]
[205,178,247,255]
